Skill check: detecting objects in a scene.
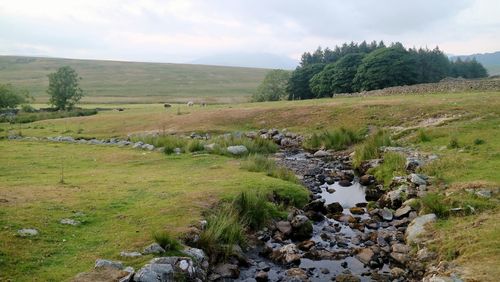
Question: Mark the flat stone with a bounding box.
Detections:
[379,208,394,221]
[60,218,81,226]
[313,150,330,157]
[120,251,142,258]
[391,243,410,254]
[410,173,427,186]
[276,221,292,235]
[17,228,38,237]
[349,207,365,215]
[394,205,412,218]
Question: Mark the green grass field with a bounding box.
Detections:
[0,141,305,281]
[1,90,499,281]
[0,56,269,104]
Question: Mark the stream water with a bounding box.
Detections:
[236,150,400,281]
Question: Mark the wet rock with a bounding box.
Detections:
[326,202,343,214]
[394,205,412,218]
[379,208,394,221]
[336,214,356,224]
[297,240,315,251]
[270,244,302,265]
[355,248,374,265]
[227,145,248,155]
[276,221,292,236]
[313,150,330,158]
[290,215,313,240]
[390,267,406,278]
[303,198,327,214]
[335,273,361,282]
[349,207,365,215]
[121,251,142,258]
[359,174,375,186]
[325,177,335,185]
[17,228,38,237]
[142,243,166,254]
[406,214,437,244]
[255,270,269,282]
[213,263,240,279]
[285,268,309,281]
[60,218,80,226]
[338,179,352,187]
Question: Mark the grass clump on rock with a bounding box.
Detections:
[153,231,182,252]
[369,152,406,186]
[214,135,278,156]
[232,191,281,230]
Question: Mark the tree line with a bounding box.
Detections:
[253,41,489,101]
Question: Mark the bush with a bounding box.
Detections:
[353,130,392,168]
[197,206,246,259]
[20,104,36,113]
[153,231,182,252]
[473,138,485,145]
[241,154,297,183]
[304,127,365,150]
[369,152,406,186]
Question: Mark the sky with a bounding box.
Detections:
[0,0,499,64]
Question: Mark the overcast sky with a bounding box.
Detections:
[0,0,499,63]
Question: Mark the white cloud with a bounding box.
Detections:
[0,0,498,62]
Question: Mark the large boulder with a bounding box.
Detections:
[405,214,437,244]
[226,145,248,155]
[134,257,205,282]
[270,244,302,265]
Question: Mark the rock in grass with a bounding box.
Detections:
[95,259,124,270]
[313,150,330,158]
[226,145,248,155]
[142,243,166,254]
[410,173,427,186]
[405,214,437,244]
[120,251,142,258]
[17,228,38,237]
[60,218,81,226]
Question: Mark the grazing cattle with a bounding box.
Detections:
[187,101,194,107]
[164,103,172,108]
[200,102,206,107]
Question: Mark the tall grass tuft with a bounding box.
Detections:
[241,154,298,183]
[420,193,450,218]
[304,127,366,150]
[153,231,182,252]
[214,135,278,156]
[369,152,406,186]
[130,135,188,154]
[185,139,206,153]
[197,206,246,259]
[232,191,278,230]
[416,129,432,142]
[353,130,392,168]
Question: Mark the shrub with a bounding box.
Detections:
[369,152,406,186]
[353,130,392,168]
[197,206,246,259]
[304,127,366,150]
[153,231,182,252]
[20,104,36,113]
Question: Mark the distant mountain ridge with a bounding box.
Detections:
[451,51,500,75]
[190,52,298,70]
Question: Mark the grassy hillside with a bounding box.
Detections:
[0,56,269,103]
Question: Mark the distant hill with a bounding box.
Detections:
[0,56,270,103]
[190,53,298,70]
[451,51,500,75]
